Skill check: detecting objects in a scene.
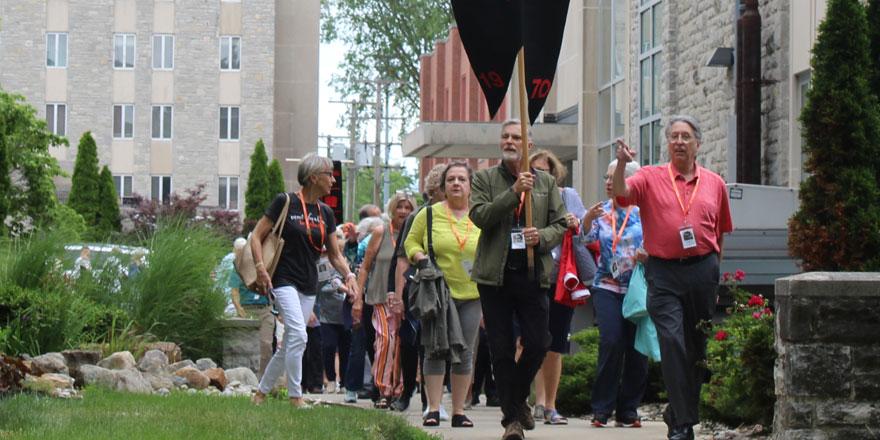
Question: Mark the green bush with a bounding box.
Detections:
[555,327,664,416]
[700,272,776,427]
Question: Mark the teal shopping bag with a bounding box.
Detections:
[634,316,661,361]
[622,263,648,319]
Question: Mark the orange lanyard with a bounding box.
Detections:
[514,192,526,225]
[297,192,325,252]
[389,222,396,249]
[443,203,472,252]
[610,202,633,253]
[666,163,701,219]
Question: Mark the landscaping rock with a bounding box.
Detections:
[79,364,117,390]
[61,349,102,386]
[157,387,170,396]
[143,342,182,364]
[23,373,74,392]
[171,376,187,387]
[31,353,68,376]
[195,358,217,371]
[137,350,169,373]
[205,368,227,391]
[174,366,210,390]
[167,360,196,373]
[224,367,259,388]
[114,369,153,394]
[98,351,136,370]
[142,372,174,391]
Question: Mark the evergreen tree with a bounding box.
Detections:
[267,159,287,198]
[789,0,880,271]
[95,165,121,235]
[244,139,271,221]
[868,0,880,98]
[67,131,102,227]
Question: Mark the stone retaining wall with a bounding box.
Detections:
[219,318,261,374]
[773,272,880,438]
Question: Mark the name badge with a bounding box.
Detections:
[610,258,621,279]
[461,259,474,277]
[317,257,333,282]
[511,228,526,250]
[679,226,697,249]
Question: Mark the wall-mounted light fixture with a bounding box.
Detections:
[706,47,735,67]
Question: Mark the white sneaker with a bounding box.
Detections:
[422,406,450,421]
[344,390,357,403]
[325,382,337,394]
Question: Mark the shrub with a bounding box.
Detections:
[68,132,102,227]
[554,327,664,416]
[94,165,121,236]
[125,184,240,240]
[244,139,271,223]
[700,272,776,427]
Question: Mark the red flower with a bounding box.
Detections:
[714,330,729,341]
[734,269,746,282]
[752,311,762,319]
[722,272,732,282]
[763,307,773,316]
[747,295,765,307]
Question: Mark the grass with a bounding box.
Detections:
[0,388,438,440]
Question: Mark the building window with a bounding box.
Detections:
[596,0,626,147]
[151,105,173,140]
[151,175,172,204]
[46,103,66,136]
[46,33,68,68]
[638,0,663,165]
[218,176,239,210]
[152,34,174,70]
[219,36,241,71]
[113,105,134,139]
[219,107,240,140]
[113,175,134,206]
[114,34,136,69]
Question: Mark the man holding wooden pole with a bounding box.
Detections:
[469,118,568,440]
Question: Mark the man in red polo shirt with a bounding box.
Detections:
[612,115,733,440]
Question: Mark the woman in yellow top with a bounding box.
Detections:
[405,162,481,428]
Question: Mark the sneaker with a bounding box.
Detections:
[390,396,410,412]
[544,408,568,425]
[502,421,524,440]
[615,415,642,428]
[518,403,535,430]
[325,382,337,394]
[344,390,357,403]
[591,413,609,427]
[532,404,545,421]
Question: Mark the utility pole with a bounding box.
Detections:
[330,99,373,222]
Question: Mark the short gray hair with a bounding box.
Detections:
[664,115,702,142]
[297,152,333,187]
[423,164,446,199]
[356,216,384,241]
[608,159,641,178]
[501,118,534,140]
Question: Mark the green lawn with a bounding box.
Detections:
[0,388,438,440]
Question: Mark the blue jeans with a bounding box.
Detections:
[590,287,648,419]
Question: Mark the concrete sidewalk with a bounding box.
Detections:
[305,391,671,440]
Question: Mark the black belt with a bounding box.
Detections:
[650,252,715,265]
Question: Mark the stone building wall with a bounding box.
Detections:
[774,272,880,438]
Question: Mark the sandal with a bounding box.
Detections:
[423,411,440,427]
[374,397,389,409]
[451,414,474,428]
[543,409,568,425]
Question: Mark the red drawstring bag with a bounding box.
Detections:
[554,228,589,308]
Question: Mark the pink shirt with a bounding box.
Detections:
[616,163,733,260]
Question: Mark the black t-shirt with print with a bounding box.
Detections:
[265,192,337,296]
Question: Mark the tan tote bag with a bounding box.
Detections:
[234,193,290,292]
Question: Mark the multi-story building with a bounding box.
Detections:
[0,0,319,211]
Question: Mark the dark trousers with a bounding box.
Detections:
[397,315,420,400]
[302,326,324,391]
[646,254,719,427]
[478,270,550,427]
[319,323,351,384]
[343,302,375,392]
[590,287,648,419]
[471,325,498,403]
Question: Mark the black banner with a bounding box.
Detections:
[320,160,344,225]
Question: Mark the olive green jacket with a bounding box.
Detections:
[468,164,568,288]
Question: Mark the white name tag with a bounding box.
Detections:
[461,259,474,277]
[317,257,333,282]
[511,228,526,250]
[679,226,697,249]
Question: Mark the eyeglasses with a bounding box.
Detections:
[667,133,694,142]
[316,171,334,177]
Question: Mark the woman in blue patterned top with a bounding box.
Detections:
[583,159,649,428]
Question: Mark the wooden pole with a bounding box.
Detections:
[516,48,535,278]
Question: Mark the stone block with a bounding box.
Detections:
[79,364,116,389]
[195,358,217,371]
[205,368,227,391]
[815,401,880,427]
[853,345,880,374]
[98,351,136,370]
[786,344,851,398]
[137,350,169,373]
[174,366,210,390]
[60,350,102,372]
[142,372,174,391]
[220,318,260,372]
[774,400,814,429]
[114,369,152,394]
[853,372,880,401]
[773,429,828,440]
[167,359,196,373]
[30,352,68,376]
[224,367,259,388]
[143,342,181,364]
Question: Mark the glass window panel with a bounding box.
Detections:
[653,3,663,48]
[640,60,651,118]
[230,177,238,210]
[597,145,611,197]
[231,107,239,140]
[220,38,229,69]
[597,88,611,144]
[162,176,172,203]
[220,107,228,139]
[152,107,160,138]
[126,35,135,68]
[640,124,650,166]
[597,1,611,86]
[56,105,65,135]
[613,83,625,138]
[612,0,626,80]
[640,10,651,53]
[113,176,122,197]
[124,105,133,138]
[652,120,663,164]
[652,54,662,114]
[114,35,124,68]
[153,36,162,68]
[58,34,67,67]
[46,105,55,132]
[219,177,228,208]
[151,176,160,201]
[114,106,122,138]
[164,36,173,68]
[163,106,172,139]
[124,176,132,197]
[47,34,56,66]
[232,37,240,69]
